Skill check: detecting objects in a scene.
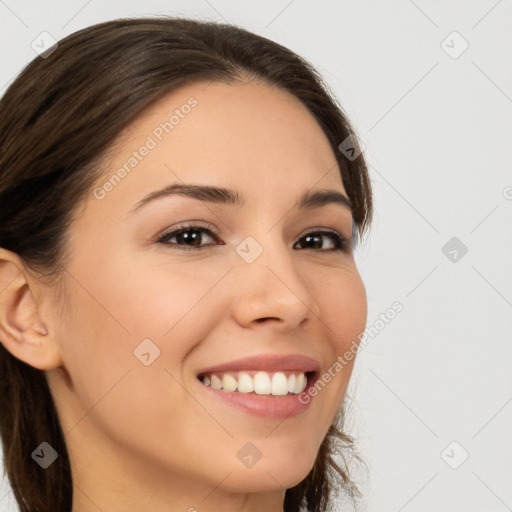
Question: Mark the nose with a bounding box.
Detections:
[230,237,321,332]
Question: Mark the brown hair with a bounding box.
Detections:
[0,16,372,512]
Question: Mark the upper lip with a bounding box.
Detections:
[196,354,321,376]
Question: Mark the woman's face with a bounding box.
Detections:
[46,80,367,509]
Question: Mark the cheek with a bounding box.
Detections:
[55,264,222,469]
[58,243,234,421]
[311,266,367,415]
[72,246,231,350]
[314,265,368,352]
[109,256,233,363]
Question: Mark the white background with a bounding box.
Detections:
[1,1,511,511]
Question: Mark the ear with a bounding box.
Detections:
[0,248,63,370]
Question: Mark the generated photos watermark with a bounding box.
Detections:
[93,96,198,200]
[298,301,404,404]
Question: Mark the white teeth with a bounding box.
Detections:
[237,372,254,393]
[222,373,237,392]
[287,373,296,393]
[294,372,307,394]
[254,371,271,395]
[200,370,309,396]
[211,374,222,389]
[271,372,288,396]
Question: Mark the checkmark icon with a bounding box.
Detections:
[338,135,365,161]
[236,236,263,263]
[134,338,161,366]
[31,442,58,469]
[441,31,469,59]
[237,442,262,468]
[440,441,469,469]
[31,31,58,58]
[441,236,468,263]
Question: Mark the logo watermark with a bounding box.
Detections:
[298,301,403,404]
[93,97,198,200]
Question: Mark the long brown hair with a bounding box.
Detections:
[0,16,372,511]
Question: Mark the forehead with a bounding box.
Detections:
[86,79,347,219]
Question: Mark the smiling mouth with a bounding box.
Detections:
[197,370,315,396]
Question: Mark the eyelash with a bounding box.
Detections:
[156,223,350,253]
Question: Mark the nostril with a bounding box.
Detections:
[255,317,278,323]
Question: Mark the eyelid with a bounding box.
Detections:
[156,221,219,241]
[155,221,353,252]
[296,226,350,251]
[301,225,350,237]
[157,224,350,242]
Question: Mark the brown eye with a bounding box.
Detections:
[294,229,349,252]
[158,224,221,251]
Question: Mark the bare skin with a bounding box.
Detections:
[0,79,367,512]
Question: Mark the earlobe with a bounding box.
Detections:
[0,249,62,370]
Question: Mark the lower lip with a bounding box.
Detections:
[195,373,318,419]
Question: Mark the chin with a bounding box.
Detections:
[218,444,317,493]
[221,468,311,494]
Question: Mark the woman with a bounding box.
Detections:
[0,17,372,512]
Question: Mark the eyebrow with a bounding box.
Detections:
[129,183,354,217]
